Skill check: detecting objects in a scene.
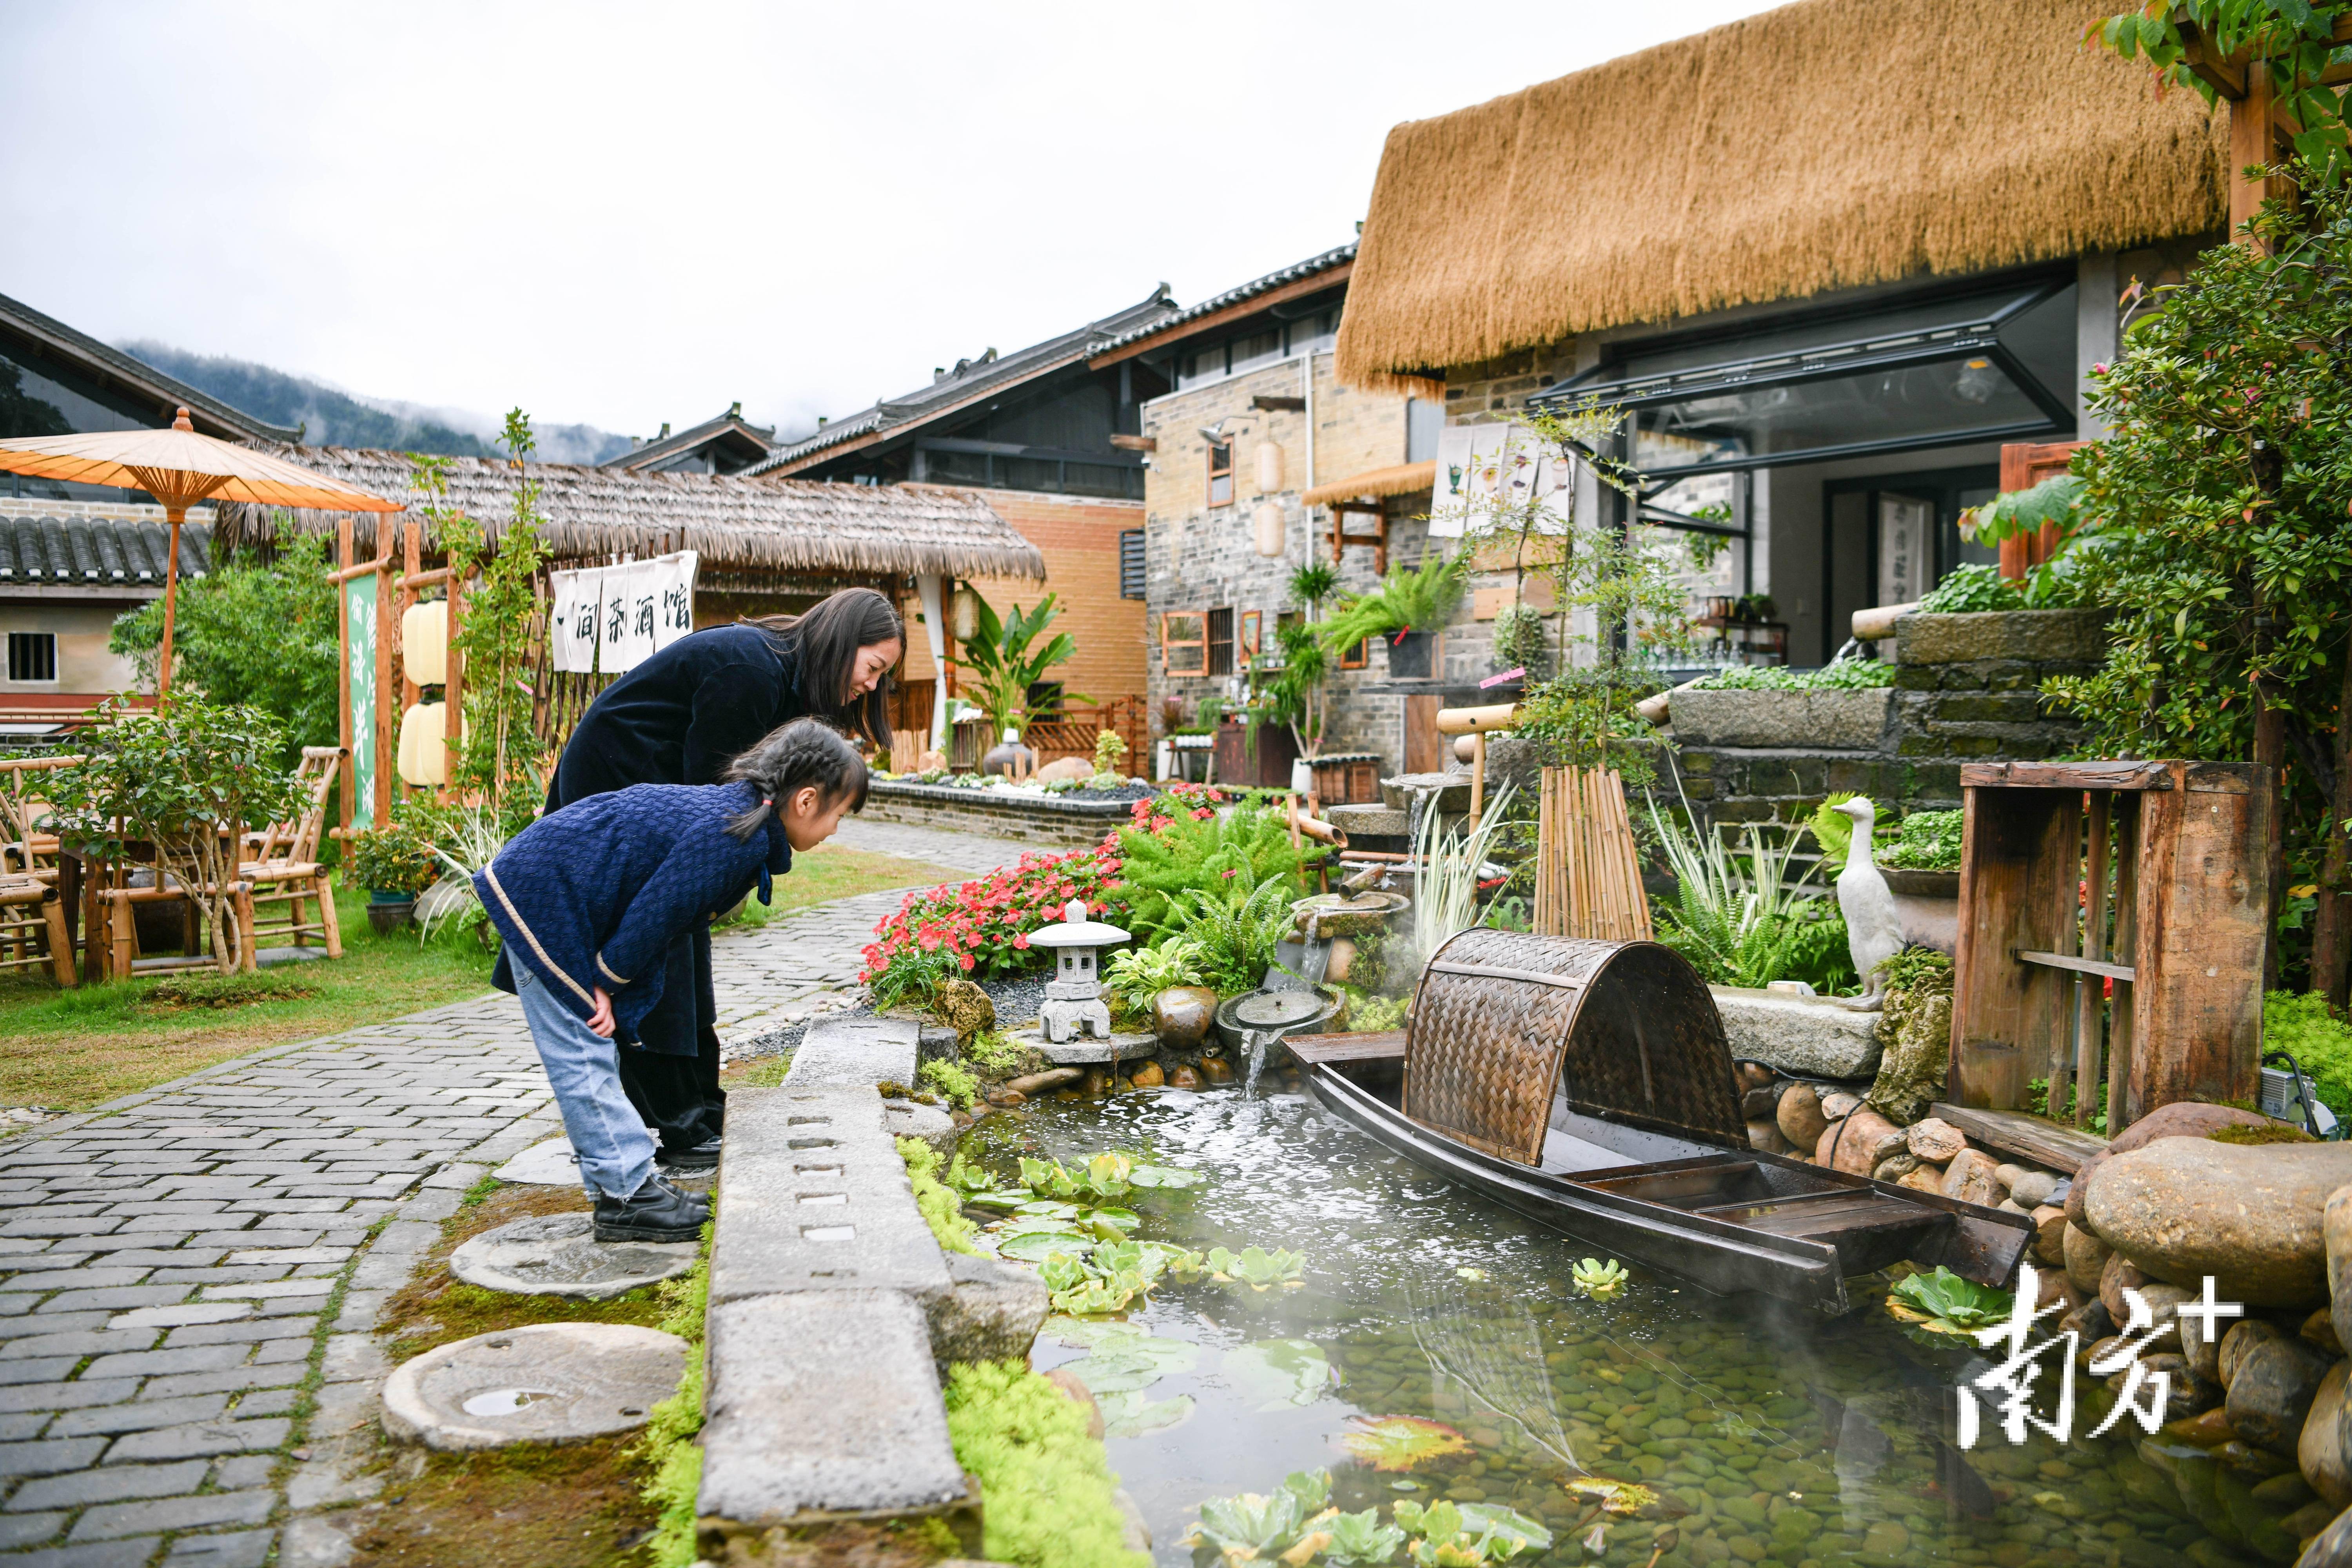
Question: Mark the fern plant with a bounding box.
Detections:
[1113,803,1315,941]
[1318,553,1467,654]
[1647,797,1850,990]
[1172,874,1298,996]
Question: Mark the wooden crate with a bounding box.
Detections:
[1950,760,2269,1134]
[1309,753,1381,806]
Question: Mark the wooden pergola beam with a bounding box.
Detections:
[2176,10,2352,244]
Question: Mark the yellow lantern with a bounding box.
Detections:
[401,599,448,686]
[1254,440,1284,494]
[1253,501,1287,559]
[396,701,456,787]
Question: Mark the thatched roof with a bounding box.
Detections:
[221,446,1045,581]
[1302,460,1436,508]
[1335,0,2229,394]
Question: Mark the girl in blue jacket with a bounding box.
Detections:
[477,718,867,1241]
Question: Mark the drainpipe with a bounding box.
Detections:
[1302,352,1316,566]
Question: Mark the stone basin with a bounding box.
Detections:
[1380,773,1472,814]
[382,1322,688,1450]
[1291,891,1409,937]
[1214,985,1344,1051]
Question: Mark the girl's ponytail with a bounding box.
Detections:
[720,718,869,840]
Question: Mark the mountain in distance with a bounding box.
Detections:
[118,340,636,466]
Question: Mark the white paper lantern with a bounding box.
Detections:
[1254,440,1284,493]
[1253,501,1287,559]
[401,599,448,686]
[396,701,447,787]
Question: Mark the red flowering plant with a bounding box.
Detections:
[860,836,1123,1005]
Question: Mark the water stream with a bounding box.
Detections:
[967,1082,2268,1568]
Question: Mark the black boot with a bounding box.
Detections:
[658,1135,721,1173]
[594,1174,710,1243]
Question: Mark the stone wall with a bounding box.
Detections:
[1672,608,2105,826]
[859,779,1130,848]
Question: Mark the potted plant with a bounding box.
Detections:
[1317,553,1465,681]
[958,588,1085,776]
[347,824,437,935]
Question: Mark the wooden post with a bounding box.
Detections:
[2231,62,2286,248]
[336,515,354,839]
[2107,793,2141,1135]
[374,520,395,824]
[2073,793,2111,1129]
[399,518,422,713]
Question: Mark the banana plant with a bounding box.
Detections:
[957,587,1087,741]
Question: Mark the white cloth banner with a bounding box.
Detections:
[1429,423,1572,539]
[549,550,699,675]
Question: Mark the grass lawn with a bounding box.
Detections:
[0,842,956,1114]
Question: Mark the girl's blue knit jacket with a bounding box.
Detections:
[475,780,789,1036]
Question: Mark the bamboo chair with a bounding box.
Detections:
[0,756,74,884]
[237,746,345,960]
[0,766,73,985]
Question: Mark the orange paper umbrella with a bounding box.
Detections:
[0,408,403,704]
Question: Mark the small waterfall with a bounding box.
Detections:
[1241,1028,1273,1098]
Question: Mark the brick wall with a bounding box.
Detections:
[895,485,1148,711]
[1140,355,1417,766]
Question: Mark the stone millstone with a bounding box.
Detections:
[382,1322,688,1450]
[1009,1023,1156,1067]
[1232,990,1325,1028]
[449,1213,697,1301]
[492,1137,581,1187]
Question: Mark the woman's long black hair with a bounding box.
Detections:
[742,588,904,748]
[721,718,869,841]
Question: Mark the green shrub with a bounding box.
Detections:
[1691,660,1896,692]
[1112,796,1317,942]
[637,1222,713,1568]
[1102,938,1207,1017]
[347,824,438,897]
[899,1137,981,1255]
[943,1360,1146,1568]
[2265,991,2352,1117]
[1880,809,1965,870]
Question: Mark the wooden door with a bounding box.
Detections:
[1404,695,1445,775]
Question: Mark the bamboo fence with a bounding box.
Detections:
[1533,766,1653,942]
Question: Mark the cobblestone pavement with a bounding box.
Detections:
[0,818,1027,1565]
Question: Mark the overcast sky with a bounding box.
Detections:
[2,2,1778,443]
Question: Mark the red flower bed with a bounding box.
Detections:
[860,836,1123,984]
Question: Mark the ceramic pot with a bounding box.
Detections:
[980,740,1037,778]
[367,896,415,937]
[1153,986,1219,1051]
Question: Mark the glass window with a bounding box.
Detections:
[1230,328,1283,374]
[1185,342,1228,388]
[1207,442,1232,508]
[1161,611,1207,675]
[921,446,987,485]
[1206,608,1235,676]
[6,632,57,684]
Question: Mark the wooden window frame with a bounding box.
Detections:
[1338,636,1369,671]
[1207,441,1233,509]
[1238,610,1262,663]
[1160,610,1207,676]
[1206,607,1236,676]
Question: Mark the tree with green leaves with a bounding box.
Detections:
[958,588,1082,741]
[109,527,339,766]
[2093,2,2352,186]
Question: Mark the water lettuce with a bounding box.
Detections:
[1889,1266,2013,1332]
[1571,1258,1628,1301]
[1339,1415,1470,1473]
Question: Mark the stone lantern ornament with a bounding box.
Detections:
[1031,898,1130,1044]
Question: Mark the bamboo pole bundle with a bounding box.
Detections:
[1535,766,1652,942]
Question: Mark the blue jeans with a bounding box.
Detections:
[514,965,656,1201]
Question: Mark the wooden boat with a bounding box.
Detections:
[1288,929,2032,1314]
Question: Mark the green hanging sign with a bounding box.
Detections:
[345,570,378,828]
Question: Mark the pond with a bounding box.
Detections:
[963,1079,2256,1568]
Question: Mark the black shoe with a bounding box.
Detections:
[594,1175,710,1242]
[658,1136,721,1172]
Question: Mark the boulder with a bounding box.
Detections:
[1153,987,1217,1051]
[1035,756,1094,785]
[2329,1185,2352,1356]
[1819,1109,1906,1177]
[2084,1140,2352,1307]
[1709,988,1882,1077]
[1166,1064,1204,1091]
[2066,1223,2114,1295]
[2067,1100,2283,1229]
[931,1254,1050,1367]
[1873,1152,1922,1183]
[2296,1501,2352,1567]
[2300,1363,2352,1510]
[2031,1205,2068,1267]
[1748,1118,1793,1155]
[2061,1296,2114,1345]
[1942,1149,2003,1207]
[1777,1084,1829,1149]
[1898,1168,1944,1194]
[2229,1335,2337,1456]
[2310,1308,2347,1360]
[1127,1061,1165,1090]
[1906,1118,1968,1164]
[2009,1171,2061,1210]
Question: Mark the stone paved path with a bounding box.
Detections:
[0,818,1026,1566]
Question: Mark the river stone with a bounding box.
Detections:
[2297,1497,2352,1566]
[448,1214,698,1301]
[2329,1186,2352,1357]
[1128,1061,1165,1089]
[1747,1119,1792,1155]
[2085,1140,2352,1307]
[1907,1118,1968,1163]
[2181,1307,2228,1384]
[2226,1321,2291,1391]
[492,1137,581,1187]
[1994,1162,2027,1194]
[1710,988,1883,1077]
[2101,1252,2153,1325]
[2068,1100,2285,1229]
[1777,1084,1828,1148]
[2310,1308,2347,1359]
[1898,1168,1942,1194]
[381,1322,688,1450]
[2009,1171,2061,1210]
[1741,1084,1781,1120]
[2301,1363,2352,1508]
[1943,1149,2003,1207]
[2031,1205,2068,1266]
[1819,1109,1905,1176]
[1821,1091,1863,1121]
[1873,1152,1921,1183]
[2229,1336,2337,1456]
[2061,1296,2113,1345]
[2066,1222,2114,1294]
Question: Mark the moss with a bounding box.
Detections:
[2209,1124,2316,1145]
[943,1360,1146,1568]
[636,1221,713,1568]
[965,1028,1036,1080]
[898,1137,980,1255]
[1867,949,1953,1125]
[920,1058,980,1109]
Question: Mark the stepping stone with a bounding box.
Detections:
[782,1017,920,1091]
[493,1137,581,1186]
[884,1098,957,1156]
[382,1322,688,1450]
[1007,1024,1155,1067]
[450,1213,697,1300]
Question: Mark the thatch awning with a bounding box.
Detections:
[221,446,1045,582]
[1335,0,2229,394]
[1303,461,1436,508]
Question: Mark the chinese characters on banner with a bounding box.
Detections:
[1958,1268,2241,1448]
[548,550,697,675]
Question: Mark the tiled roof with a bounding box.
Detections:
[0,292,297,443]
[0,510,210,588]
[1086,244,1355,360]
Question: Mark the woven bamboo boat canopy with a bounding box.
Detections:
[221,445,1047,581]
[1404,929,1745,1165]
[1334,0,2229,396]
[1301,460,1436,509]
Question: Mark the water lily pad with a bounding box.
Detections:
[1098,1388,1195,1437]
[1001,1214,1087,1238]
[1339,1414,1471,1472]
[1130,1164,1203,1189]
[962,1189,1032,1209]
[1224,1338,1330,1410]
[1016,1200,1082,1219]
[1000,1231,1092,1263]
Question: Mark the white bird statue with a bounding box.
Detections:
[1831,797,1904,1012]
